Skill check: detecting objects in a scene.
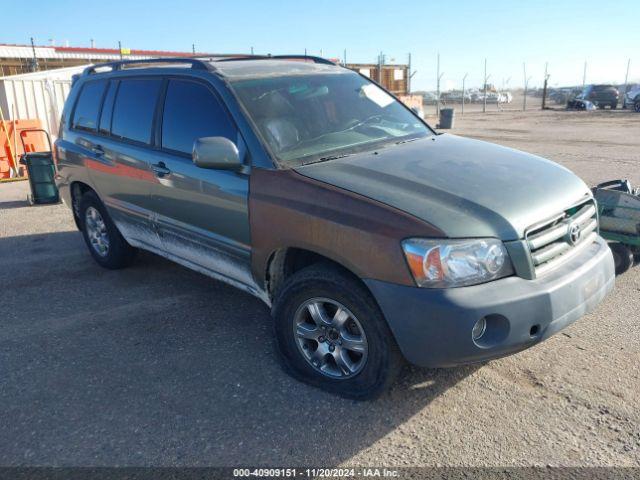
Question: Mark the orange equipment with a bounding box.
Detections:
[0,119,48,179]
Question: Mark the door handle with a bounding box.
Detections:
[91,144,104,156]
[151,161,171,177]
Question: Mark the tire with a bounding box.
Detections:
[610,103,616,110]
[635,100,640,113]
[610,243,633,275]
[78,191,136,269]
[272,264,403,400]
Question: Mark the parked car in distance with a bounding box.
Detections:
[55,56,615,399]
[576,84,619,109]
[622,84,640,111]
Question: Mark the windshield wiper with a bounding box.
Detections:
[395,137,421,145]
[302,153,352,165]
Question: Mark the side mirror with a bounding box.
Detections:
[192,137,242,170]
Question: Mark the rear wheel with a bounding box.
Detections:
[272,264,403,400]
[79,191,136,269]
[610,102,617,109]
[634,100,640,113]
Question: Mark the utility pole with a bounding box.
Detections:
[462,73,468,116]
[250,46,254,55]
[344,49,347,65]
[30,37,39,72]
[523,62,531,111]
[118,41,123,60]
[436,53,442,117]
[483,58,488,113]
[542,62,550,110]
[623,58,631,106]
[192,44,196,55]
[407,53,412,94]
[582,61,587,88]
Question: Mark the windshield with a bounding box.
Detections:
[230,72,432,166]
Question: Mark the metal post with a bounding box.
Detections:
[523,63,527,111]
[623,58,631,107]
[462,73,468,116]
[119,41,123,60]
[251,46,254,55]
[344,49,347,65]
[436,53,441,117]
[30,37,39,72]
[483,58,487,113]
[582,61,587,88]
[192,44,196,55]
[407,53,412,94]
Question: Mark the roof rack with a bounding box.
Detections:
[83,57,211,76]
[214,54,336,66]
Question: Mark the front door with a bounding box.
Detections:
[149,78,255,293]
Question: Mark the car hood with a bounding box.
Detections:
[294,134,591,240]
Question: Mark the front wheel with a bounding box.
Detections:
[634,100,640,113]
[610,243,633,275]
[272,264,403,400]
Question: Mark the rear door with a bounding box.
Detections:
[148,77,254,291]
[86,76,164,250]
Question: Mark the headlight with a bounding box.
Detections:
[402,238,514,288]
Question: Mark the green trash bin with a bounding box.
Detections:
[18,129,59,205]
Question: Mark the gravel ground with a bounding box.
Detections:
[0,109,638,467]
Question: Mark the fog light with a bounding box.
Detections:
[472,317,487,341]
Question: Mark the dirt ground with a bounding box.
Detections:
[0,109,639,468]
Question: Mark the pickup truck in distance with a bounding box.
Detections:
[55,56,615,399]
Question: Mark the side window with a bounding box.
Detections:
[98,80,117,135]
[161,79,236,155]
[71,80,107,132]
[111,78,162,144]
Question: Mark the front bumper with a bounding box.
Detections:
[366,235,614,367]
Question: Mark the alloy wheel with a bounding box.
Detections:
[85,206,110,257]
[293,297,368,379]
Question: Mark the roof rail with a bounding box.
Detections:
[214,54,336,66]
[82,57,211,76]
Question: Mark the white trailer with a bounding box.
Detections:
[0,65,88,140]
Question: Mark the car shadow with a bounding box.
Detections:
[0,230,480,467]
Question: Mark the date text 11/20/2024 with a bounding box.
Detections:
[233,468,399,477]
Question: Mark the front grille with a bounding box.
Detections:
[526,199,598,276]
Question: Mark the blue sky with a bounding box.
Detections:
[3,0,639,90]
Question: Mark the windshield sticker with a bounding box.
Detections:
[361,84,394,108]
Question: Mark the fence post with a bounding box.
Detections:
[483,58,488,113]
[462,73,468,116]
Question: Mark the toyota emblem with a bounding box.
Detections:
[568,223,581,245]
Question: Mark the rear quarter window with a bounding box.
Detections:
[71,80,107,132]
[111,78,163,144]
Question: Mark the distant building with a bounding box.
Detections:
[345,63,410,96]
[0,43,227,76]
